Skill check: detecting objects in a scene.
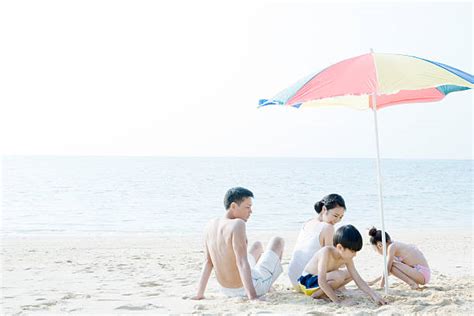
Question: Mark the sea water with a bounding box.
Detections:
[1,156,472,236]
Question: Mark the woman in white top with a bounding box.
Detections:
[288,194,346,289]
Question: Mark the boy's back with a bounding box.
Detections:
[304,246,345,276]
[205,217,246,288]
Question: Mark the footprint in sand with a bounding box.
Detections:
[144,291,164,297]
[115,303,162,310]
[138,281,161,287]
[158,263,169,269]
[193,304,207,311]
[22,300,58,311]
[61,293,91,300]
[175,276,193,286]
[22,304,46,311]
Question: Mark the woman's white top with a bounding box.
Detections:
[288,220,331,287]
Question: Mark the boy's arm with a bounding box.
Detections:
[316,249,340,303]
[346,259,387,305]
[367,276,382,286]
[192,245,213,300]
[232,221,258,300]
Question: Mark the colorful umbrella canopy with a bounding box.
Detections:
[259,53,473,110]
[259,52,473,294]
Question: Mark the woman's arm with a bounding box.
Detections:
[319,225,335,247]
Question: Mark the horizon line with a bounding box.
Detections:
[1,154,472,161]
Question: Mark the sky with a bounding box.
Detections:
[0,0,472,159]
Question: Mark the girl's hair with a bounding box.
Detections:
[314,193,346,214]
[333,224,363,251]
[368,227,391,245]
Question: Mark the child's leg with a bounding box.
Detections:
[390,266,419,289]
[391,261,425,288]
[311,269,352,299]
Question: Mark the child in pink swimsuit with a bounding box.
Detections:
[368,227,430,290]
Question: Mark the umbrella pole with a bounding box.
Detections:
[371,94,389,295]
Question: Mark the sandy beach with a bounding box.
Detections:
[1,229,472,315]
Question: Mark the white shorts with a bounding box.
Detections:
[220,250,283,297]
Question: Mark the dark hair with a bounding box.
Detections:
[224,187,254,210]
[333,224,363,251]
[314,193,346,214]
[368,227,391,245]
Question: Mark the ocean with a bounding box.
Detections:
[1,156,472,236]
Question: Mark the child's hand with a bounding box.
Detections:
[409,283,420,290]
[372,294,388,305]
[378,279,385,289]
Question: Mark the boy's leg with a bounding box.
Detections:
[266,236,284,259]
[252,237,284,295]
[392,261,425,285]
[311,269,352,299]
[249,241,264,263]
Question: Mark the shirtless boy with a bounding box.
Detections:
[298,225,387,305]
[192,187,284,300]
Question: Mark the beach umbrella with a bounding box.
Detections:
[259,51,473,294]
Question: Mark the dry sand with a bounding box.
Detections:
[1,229,472,315]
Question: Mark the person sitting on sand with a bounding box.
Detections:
[367,227,430,290]
[192,187,284,300]
[288,194,346,290]
[298,225,387,305]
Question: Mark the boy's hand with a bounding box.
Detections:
[372,294,388,305]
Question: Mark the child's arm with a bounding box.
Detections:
[367,276,381,286]
[316,248,340,303]
[191,245,213,300]
[346,259,387,305]
[379,244,396,288]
